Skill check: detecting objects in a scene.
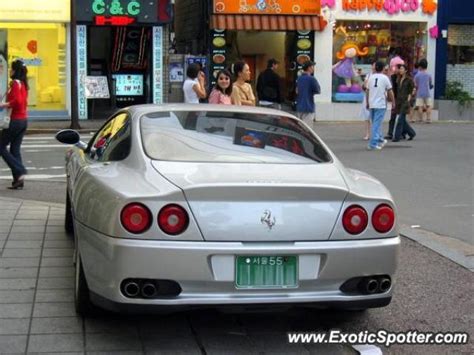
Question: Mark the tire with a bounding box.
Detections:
[65,192,74,235]
[74,253,94,315]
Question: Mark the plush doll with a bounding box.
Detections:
[333,42,369,91]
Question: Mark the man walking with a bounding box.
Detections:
[366,61,396,150]
[296,61,320,124]
[385,60,402,140]
[256,58,282,109]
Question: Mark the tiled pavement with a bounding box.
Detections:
[0,197,356,355]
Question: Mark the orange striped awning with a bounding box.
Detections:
[211,14,327,31]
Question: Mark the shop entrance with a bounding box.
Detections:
[87,26,152,118]
[225,30,309,108]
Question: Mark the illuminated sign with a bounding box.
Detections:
[152,27,163,104]
[76,0,166,23]
[77,25,88,120]
[0,0,70,22]
[341,0,437,15]
[213,0,321,15]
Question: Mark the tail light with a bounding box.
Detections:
[121,203,152,234]
[372,204,395,233]
[342,205,368,235]
[158,204,189,235]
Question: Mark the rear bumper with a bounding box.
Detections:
[76,222,400,308]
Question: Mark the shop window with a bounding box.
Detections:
[332,21,427,103]
[448,25,474,65]
[0,23,67,111]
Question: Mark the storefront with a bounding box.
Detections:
[315,0,438,120]
[208,1,325,106]
[0,0,70,119]
[435,0,474,100]
[74,0,172,120]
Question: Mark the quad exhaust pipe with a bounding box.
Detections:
[123,281,140,297]
[363,278,379,294]
[340,275,392,295]
[141,283,157,298]
[379,278,391,292]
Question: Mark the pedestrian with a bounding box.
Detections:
[360,63,375,140]
[366,60,396,150]
[231,61,255,106]
[183,63,207,104]
[409,61,420,123]
[385,61,403,140]
[208,69,233,105]
[256,58,282,109]
[392,64,416,142]
[0,60,29,189]
[414,58,433,123]
[296,61,320,124]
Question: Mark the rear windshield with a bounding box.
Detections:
[140,111,331,164]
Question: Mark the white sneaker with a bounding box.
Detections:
[367,145,382,151]
[379,139,388,147]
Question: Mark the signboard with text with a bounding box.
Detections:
[213,0,320,15]
[76,0,172,24]
[0,0,70,22]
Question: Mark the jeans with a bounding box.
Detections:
[0,119,28,180]
[369,108,386,148]
[387,110,397,138]
[393,113,416,141]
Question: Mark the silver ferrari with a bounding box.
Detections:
[56,104,399,314]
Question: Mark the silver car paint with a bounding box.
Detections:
[65,104,399,307]
[77,221,399,305]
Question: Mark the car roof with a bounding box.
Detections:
[127,104,300,121]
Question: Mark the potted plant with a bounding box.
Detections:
[438,81,473,121]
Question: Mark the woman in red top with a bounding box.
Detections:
[0,60,29,189]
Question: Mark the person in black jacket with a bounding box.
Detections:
[256,58,282,110]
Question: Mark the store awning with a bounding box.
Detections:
[211,15,327,31]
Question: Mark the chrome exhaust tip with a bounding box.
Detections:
[123,281,140,297]
[366,279,379,294]
[141,283,157,298]
[379,278,391,292]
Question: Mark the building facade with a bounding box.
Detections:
[435,0,474,99]
[0,0,71,120]
[73,0,172,120]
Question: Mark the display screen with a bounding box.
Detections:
[112,74,144,96]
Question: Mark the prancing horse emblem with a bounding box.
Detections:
[261,210,276,230]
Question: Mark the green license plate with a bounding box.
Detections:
[235,256,298,289]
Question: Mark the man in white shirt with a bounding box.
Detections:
[366,61,396,150]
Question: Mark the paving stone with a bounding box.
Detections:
[0,335,27,353]
[35,289,74,303]
[33,302,76,317]
[8,233,44,241]
[0,225,12,233]
[85,333,142,352]
[47,220,66,226]
[13,220,46,226]
[39,266,74,278]
[0,278,36,290]
[0,267,38,278]
[30,317,83,334]
[42,248,74,257]
[0,318,30,335]
[41,257,73,267]
[43,240,74,249]
[85,318,139,335]
[4,240,43,249]
[142,334,201,354]
[197,332,258,354]
[27,333,84,352]
[15,214,48,220]
[2,248,42,257]
[37,277,73,290]
[0,257,40,268]
[46,226,68,233]
[138,315,192,335]
[0,303,32,318]
[45,232,70,240]
[0,290,35,303]
[10,226,45,234]
[87,352,144,355]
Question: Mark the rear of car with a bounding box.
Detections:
[75,107,399,312]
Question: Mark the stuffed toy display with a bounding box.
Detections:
[332,42,369,93]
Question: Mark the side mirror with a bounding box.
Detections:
[55,129,87,150]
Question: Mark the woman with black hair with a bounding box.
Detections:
[0,59,29,190]
[231,61,255,106]
[208,69,233,105]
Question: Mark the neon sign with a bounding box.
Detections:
[91,0,141,16]
[342,0,437,15]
